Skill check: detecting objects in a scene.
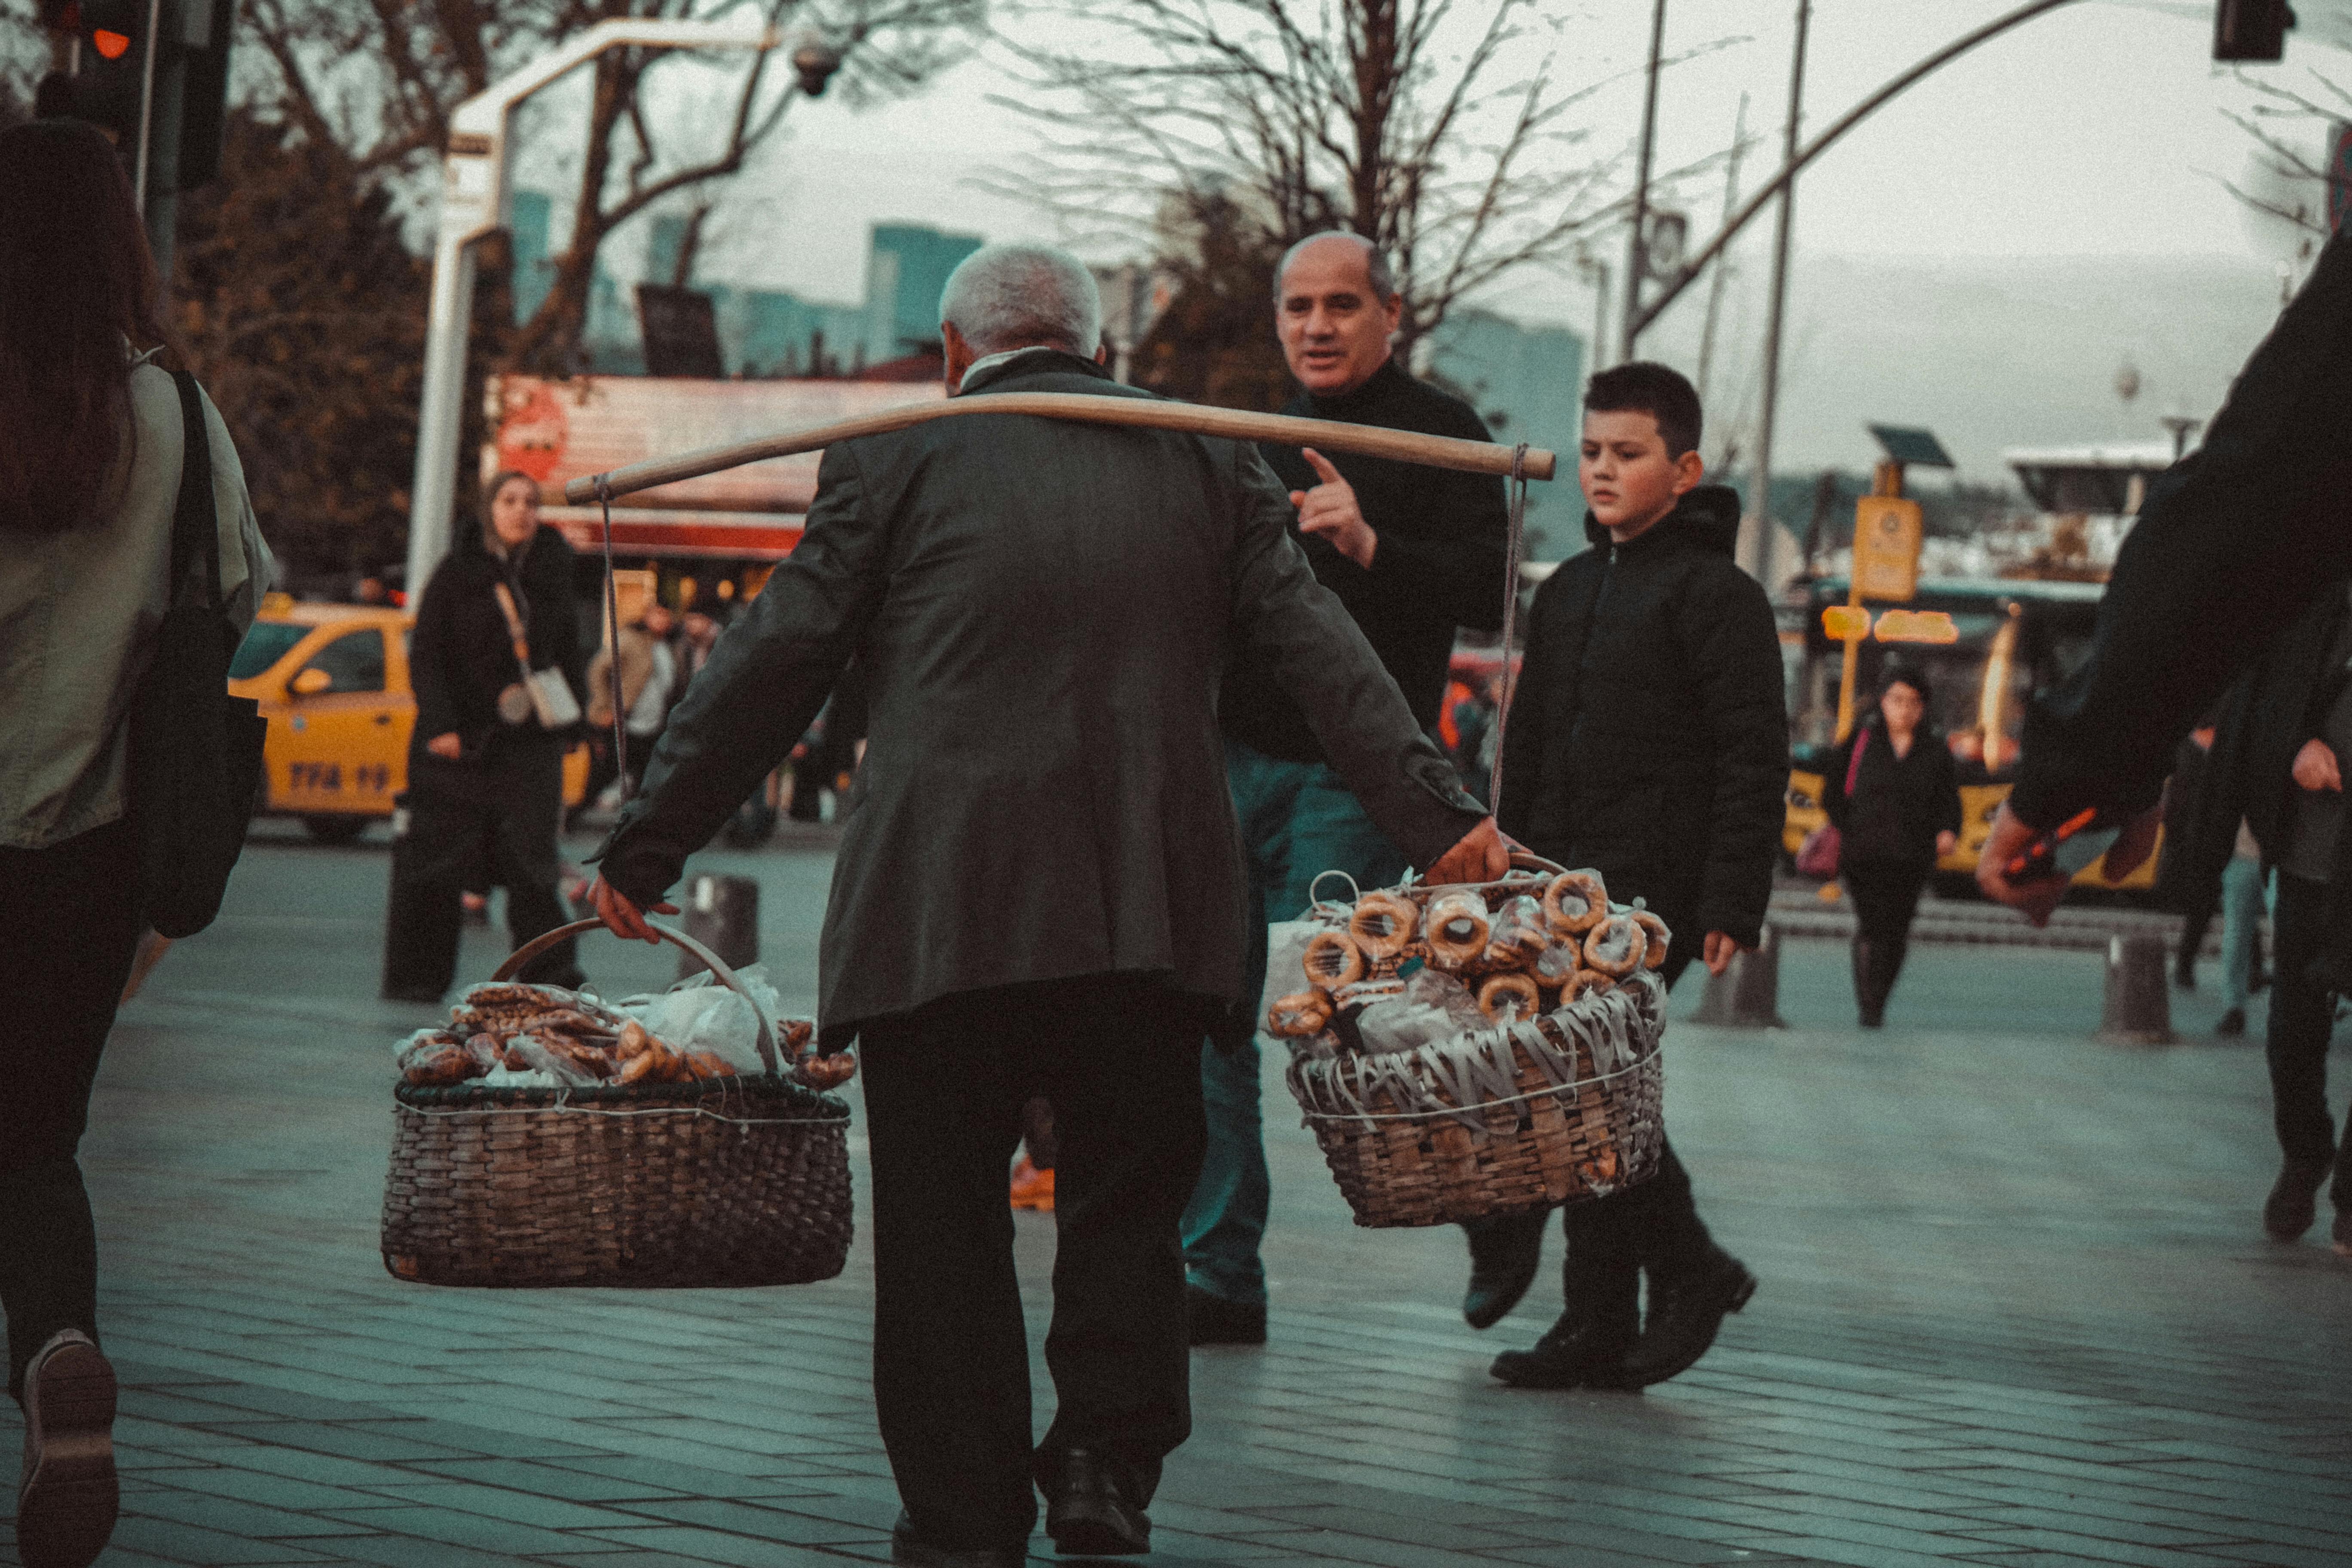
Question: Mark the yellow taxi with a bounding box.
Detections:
[230,596,588,842]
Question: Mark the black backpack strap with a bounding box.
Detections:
[168,369,222,610]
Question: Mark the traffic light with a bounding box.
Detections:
[66,0,151,147]
[2214,0,2294,61]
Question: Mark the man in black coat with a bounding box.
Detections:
[1980,227,2352,919]
[2177,585,2352,1250]
[1186,230,1508,1347]
[585,244,1507,1567]
[382,477,586,999]
[1470,361,1786,1390]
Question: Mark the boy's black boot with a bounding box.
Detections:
[1865,936,1908,1025]
[1461,1209,1549,1329]
[1488,1254,1638,1389]
[1618,1240,1756,1388]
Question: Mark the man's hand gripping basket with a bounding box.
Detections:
[380,919,853,1288]
[1275,853,1667,1228]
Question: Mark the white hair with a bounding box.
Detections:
[938,243,1103,358]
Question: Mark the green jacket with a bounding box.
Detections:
[596,350,1485,1030]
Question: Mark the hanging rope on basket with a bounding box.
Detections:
[1487,442,1531,797]
[594,475,627,797]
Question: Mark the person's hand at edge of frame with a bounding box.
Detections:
[588,876,679,945]
[1976,803,2067,927]
[1423,817,1512,886]
[425,731,462,760]
[1702,931,1744,977]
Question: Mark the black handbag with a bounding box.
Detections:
[128,371,269,937]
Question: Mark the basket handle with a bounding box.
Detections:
[494,918,781,1075]
[1506,849,1565,877]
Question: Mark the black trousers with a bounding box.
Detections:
[1843,861,1928,943]
[381,738,577,998]
[2267,875,2352,1204]
[0,818,142,1402]
[1558,946,1713,1317]
[858,975,1209,1551]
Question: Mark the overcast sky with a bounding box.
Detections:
[516,0,2352,475]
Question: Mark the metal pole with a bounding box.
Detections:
[405,233,481,600]
[1695,92,1748,408]
[132,0,162,205]
[1630,0,2083,341]
[1621,0,1669,363]
[1742,0,1809,581]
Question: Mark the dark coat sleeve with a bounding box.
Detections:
[1225,446,1489,865]
[406,560,471,752]
[1932,744,1962,840]
[593,446,884,905]
[1820,731,1860,830]
[2009,227,2352,829]
[1676,561,1789,945]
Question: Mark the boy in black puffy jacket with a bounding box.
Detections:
[1464,361,1787,1390]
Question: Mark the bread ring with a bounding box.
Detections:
[1531,940,1581,988]
[1542,871,1609,935]
[1583,913,1647,978]
[1481,894,1550,971]
[1302,931,1366,991]
[1424,891,1491,971]
[1266,991,1334,1038]
[1331,977,1406,1013]
[1629,910,1671,971]
[1476,972,1542,1023]
[1349,892,1419,960]
[781,1018,816,1052]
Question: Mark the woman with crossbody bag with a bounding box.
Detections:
[380,471,586,1001]
[0,120,274,1568]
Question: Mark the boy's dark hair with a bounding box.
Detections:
[1585,361,1702,459]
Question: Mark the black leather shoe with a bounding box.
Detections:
[1617,1245,1756,1388]
[1185,1284,1266,1346]
[2215,1007,2246,1038]
[1488,1312,1637,1390]
[2334,1209,2352,1258]
[2263,1161,2329,1240]
[1040,1449,1150,1556]
[890,1512,1025,1568]
[1461,1211,1548,1330]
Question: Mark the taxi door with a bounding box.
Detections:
[279,627,407,816]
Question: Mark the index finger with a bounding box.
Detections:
[1302,447,1344,486]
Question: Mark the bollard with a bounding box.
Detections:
[1691,922,1787,1029]
[2098,932,2174,1045]
[678,872,760,980]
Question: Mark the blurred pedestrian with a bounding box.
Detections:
[350,571,389,606]
[0,119,273,1568]
[577,598,675,824]
[380,472,586,1002]
[1189,231,1507,1348]
[1469,362,1783,1390]
[585,242,1504,1565]
[2158,726,2220,989]
[2211,822,2269,1038]
[2177,585,2352,1246]
[1821,666,1961,1028]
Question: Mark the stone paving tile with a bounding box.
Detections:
[10,844,2347,1568]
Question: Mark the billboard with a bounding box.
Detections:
[488,374,945,560]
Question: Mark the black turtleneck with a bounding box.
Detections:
[1219,357,1509,764]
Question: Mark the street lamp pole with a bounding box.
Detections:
[1621,0,1669,364]
[1628,0,2086,346]
[1742,0,1809,579]
[404,18,778,600]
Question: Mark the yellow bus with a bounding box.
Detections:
[1780,576,2156,895]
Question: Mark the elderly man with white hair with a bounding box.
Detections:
[587,242,1507,1566]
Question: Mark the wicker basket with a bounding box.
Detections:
[1283,856,1667,1228]
[380,919,852,1288]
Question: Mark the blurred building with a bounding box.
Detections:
[1425,309,1585,543]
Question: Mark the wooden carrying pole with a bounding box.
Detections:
[564,392,1556,505]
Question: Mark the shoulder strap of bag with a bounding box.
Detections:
[1844,723,1868,796]
[167,371,221,612]
[491,581,535,675]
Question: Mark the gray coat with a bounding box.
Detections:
[594,350,1487,1030]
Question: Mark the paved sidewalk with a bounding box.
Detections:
[5,830,2348,1568]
